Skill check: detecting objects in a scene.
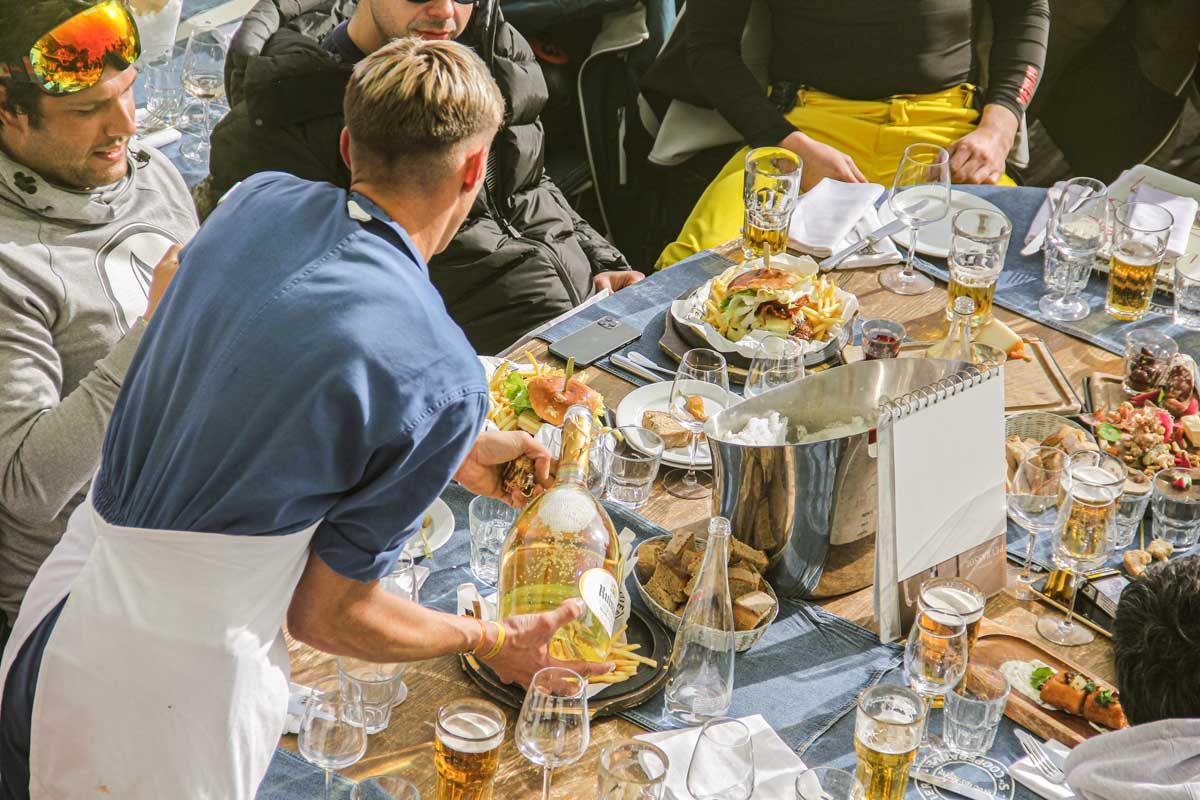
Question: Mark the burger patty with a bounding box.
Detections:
[758,301,794,320]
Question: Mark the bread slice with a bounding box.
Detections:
[642,410,694,449]
[662,527,696,565]
[729,538,769,573]
[636,542,663,582]
[733,591,776,631]
[644,562,687,610]
[728,566,761,598]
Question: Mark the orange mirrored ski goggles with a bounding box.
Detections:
[4,1,141,95]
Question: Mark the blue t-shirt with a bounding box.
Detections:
[92,172,487,581]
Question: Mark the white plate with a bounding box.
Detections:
[615,382,713,469]
[877,188,1007,259]
[403,498,454,559]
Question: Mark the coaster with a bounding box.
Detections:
[914,750,1015,800]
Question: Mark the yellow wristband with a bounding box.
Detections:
[479,621,506,660]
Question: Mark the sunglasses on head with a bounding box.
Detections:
[405,0,477,4]
[2,0,140,96]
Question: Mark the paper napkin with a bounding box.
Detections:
[1011,738,1075,799]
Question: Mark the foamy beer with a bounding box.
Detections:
[854,685,925,800]
[434,698,505,800]
[918,577,985,650]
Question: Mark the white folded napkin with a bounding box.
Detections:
[835,204,903,269]
[635,715,806,798]
[1011,738,1075,799]
[789,179,884,257]
[137,126,181,150]
[1021,181,1067,256]
[1130,184,1199,259]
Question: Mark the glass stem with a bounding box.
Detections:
[685,432,699,486]
[324,768,332,800]
[1061,573,1082,632]
[542,766,553,800]
[201,98,212,142]
[904,227,918,276]
[919,693,933,746]
[1020,528,1037,583]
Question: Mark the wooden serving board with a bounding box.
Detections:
[972,619,1117,746]
[1083,372,1128,414]
[460,606,671,716]
[845,337,1082,414]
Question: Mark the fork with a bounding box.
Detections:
[1015,729,1068,785]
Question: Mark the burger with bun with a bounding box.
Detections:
[713,268,817,342]
[500,370,604,434]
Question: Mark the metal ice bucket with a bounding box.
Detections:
[705,359,967,599]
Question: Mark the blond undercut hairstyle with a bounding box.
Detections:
[343,37,505,186]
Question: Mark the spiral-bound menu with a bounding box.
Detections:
[874,364,1007,642]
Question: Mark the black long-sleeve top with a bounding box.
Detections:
[685,0,1049,147]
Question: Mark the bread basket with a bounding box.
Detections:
[631,535,778,653]
[1006,411,1096,446]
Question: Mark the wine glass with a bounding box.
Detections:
[1038,177,1107,322]
[1037,450,1123,646]
[666,349,730,500]
[299,676,369,800]
[904,608,968,750]
[1007,446,1069,600]
[179,24,228,164]
[515,667,590,800]
[686,717,755,800]
[743,335,805,399]
[879,143,951,296]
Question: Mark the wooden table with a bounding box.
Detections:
[283,248,1125,797]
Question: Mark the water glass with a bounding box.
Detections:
[515,668,590,800]
[1039,177,1107,322]
[597,740,669,800]
[351,776,420,799]
[1122,330,1179,394]
[1106,201,1173,321]
[686,718,755,800]
[338,657,404,735]
[603,427,665,509]
[744,335,806,398]
[854,685,925,800]
[861,318,905,360]
[742,148,802,262]
[947,208,1011,328]
[944,664,1010,756]
[1174,260,1200,329]
[904,609,968,747]
[299,676,368,800]
[1151,467,1200,550]
[880,143,951,296]
[1115,473,1152,549]
[795,767,864,800]
[468,496,516,586]
[544,427,611,498]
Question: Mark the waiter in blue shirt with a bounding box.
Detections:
[0,38,612,800]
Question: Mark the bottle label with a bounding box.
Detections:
[578,568,619,636]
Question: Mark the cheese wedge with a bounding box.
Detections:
[1181,415,1200,449]
[974,317,1028,361]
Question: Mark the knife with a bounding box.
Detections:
[610,353,664,384]
[819,217,909,271]
[909,769,995,800]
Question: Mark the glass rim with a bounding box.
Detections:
[698,716,752,746]
[528,666,589,700]
[605,425,665,459]
[1015,445,1068,480]
[857,684,925,727]
[918,576,985,610]
[1114,201,1175,233]
[744,146,801,174]
[1151,467,1200,497]
[951,207,1012,239]
[794,766,863,796]
[435,697,505,740]
[951,662,1011,701]
[861,317,906,334]
[1066,450,1126,486]
[900,141,950,165]
[1124,328,1178,351]
[681,348,729,370]
[597,739,669,784]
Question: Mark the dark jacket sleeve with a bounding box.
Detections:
[684,0,794,148]
[538,175,632,274]
[984,0,1050,118]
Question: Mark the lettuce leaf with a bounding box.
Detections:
[1031,666,1054,690]
[504,372,533,416]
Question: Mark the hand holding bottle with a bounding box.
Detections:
[481,598,614,688]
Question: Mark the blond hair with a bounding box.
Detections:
[343,38,505,184]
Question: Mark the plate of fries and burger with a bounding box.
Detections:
[670,254,859,366]
[481,354,605,436]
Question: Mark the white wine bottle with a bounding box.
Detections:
[497,403,621,662]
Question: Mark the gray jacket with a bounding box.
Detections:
[0,145,198,625]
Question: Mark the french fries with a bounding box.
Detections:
[486,355,593,432]
[700,265,845,342]
[587,625,659,686]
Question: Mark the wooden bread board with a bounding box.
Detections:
[972,619,1117,746]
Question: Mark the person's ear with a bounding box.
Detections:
[0,84,25,131]
[338,127,352,170]
[461,143,488,194]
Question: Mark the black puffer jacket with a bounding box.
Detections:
[207,0,631,353]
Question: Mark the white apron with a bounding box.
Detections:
[0,493,317,799]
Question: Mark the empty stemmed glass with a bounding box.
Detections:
[1007,446,1069,600]
[515,667,590,800]
[1038,450,1123,646]
[298,676,368,800]
[666,349,730,500]
[880,143,951,296]
[744,335,805,399]
[686,717,755,800]
[179,24,228,164]
[1038,177,1107,322]
[904,608,968,750]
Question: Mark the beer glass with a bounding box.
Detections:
[854,685,925,800]
[880,143,950,296]
[1038,451,1123,646]
[1039,178,1107,322]
[917,577,985,652]
[947,208,1011,328]
[515,668,590,800]
[1007,446,1069,600]
[742,148,802,263]
[1106,202,1173,321]
[434,698,505,800]
[904,609,968,746]
[597,740,668,799]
